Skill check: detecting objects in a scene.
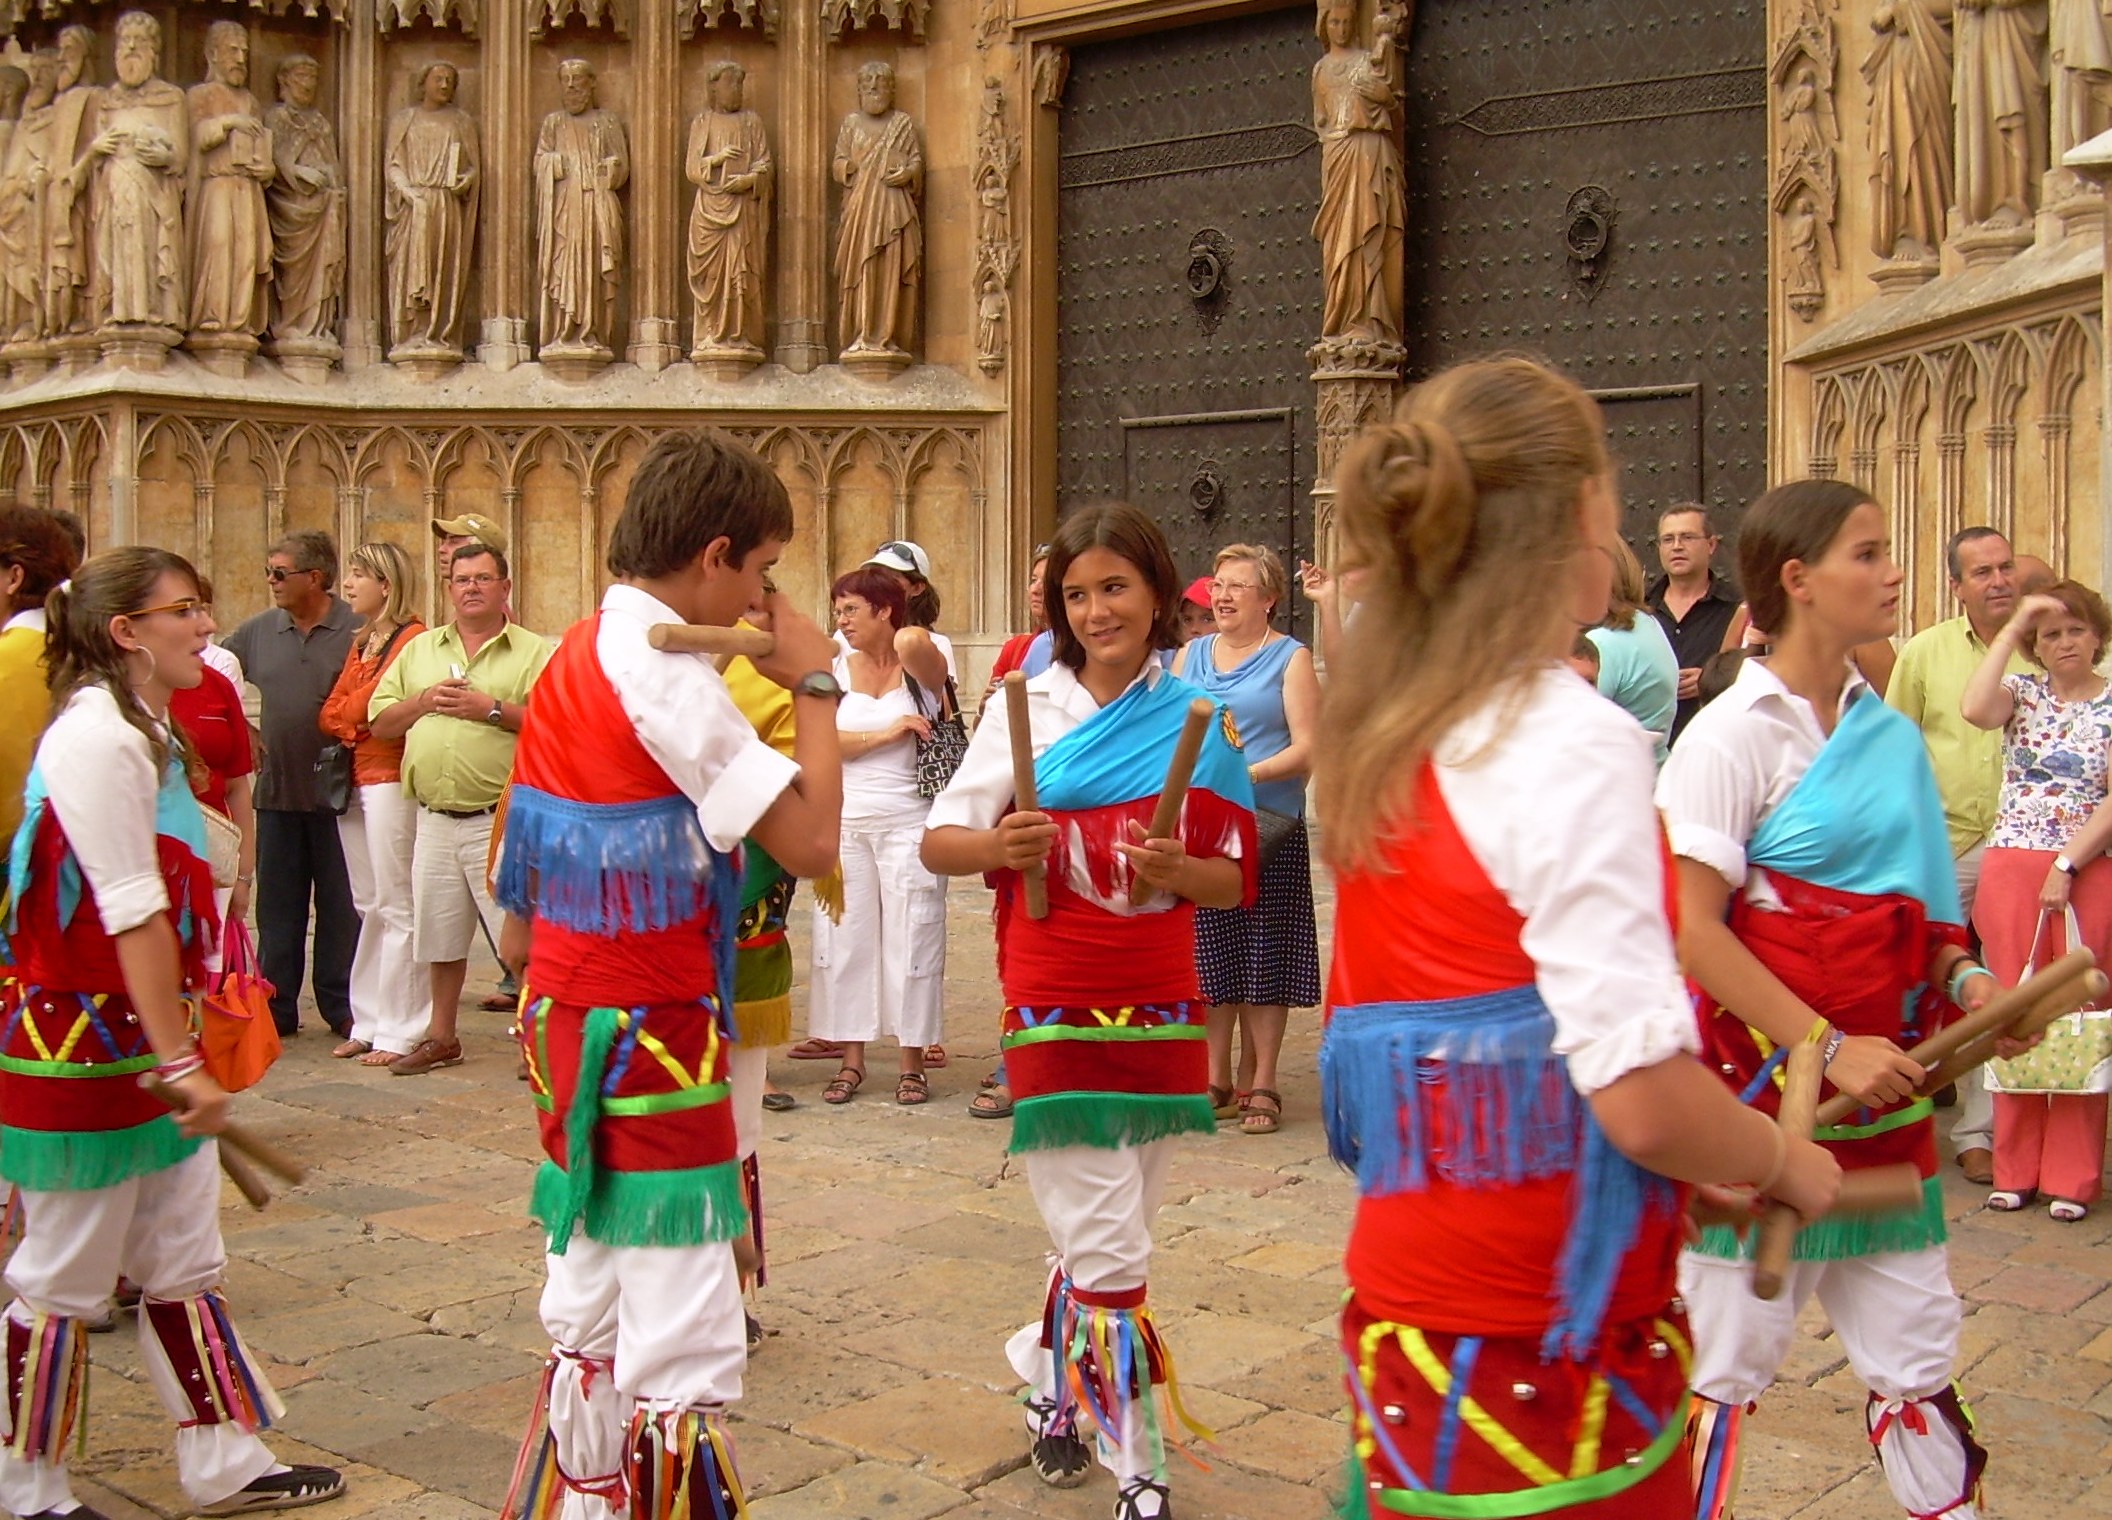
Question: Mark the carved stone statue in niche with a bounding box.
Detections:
[1311,0,1406,352]
[685,59,772,374]
[46,25,98,342]
[385,62,480,364]
[1863,0,1955,264]
[2049,0,2112,198]
[832,60,922,374]
[0,65,26,168]
[1954,0,2049,231]
[265,53,346,372]
[0,52,57,347]
[1783,190,1826,319]
[89,11,190,357]
[186,20,275,366]
[534,59,628,369]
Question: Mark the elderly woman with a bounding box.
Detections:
[318,542,430,1067]
[807,565,953,1105]
[1587,537,1680,763]
[1962,580,2112,1222]
[1174,544,1320,1134]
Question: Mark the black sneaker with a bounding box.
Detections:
[1024,1397,1092,1488]
[197,1464,345,1514]
[1114,1478,1173,1520]
[745,1311,765,1351]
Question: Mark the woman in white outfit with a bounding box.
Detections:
[809,564,951,1105]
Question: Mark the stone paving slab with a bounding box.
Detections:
[36,877,2112,1519]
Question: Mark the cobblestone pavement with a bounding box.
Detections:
[53,880,2112,1520]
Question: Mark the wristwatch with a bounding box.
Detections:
[793,670,845,703]
[2056,854,2079,877]
[486,700,505,726]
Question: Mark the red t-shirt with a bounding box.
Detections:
[167,666,254,816]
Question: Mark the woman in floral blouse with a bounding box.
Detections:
[1962,580,2112,1221]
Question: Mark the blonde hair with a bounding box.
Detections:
[1212,542,1288,615]
[1599,536,1645,632]
[1314,355,1610,872]
[347,540,419,628]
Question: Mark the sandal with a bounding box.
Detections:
[789,1038,845,1061]
[762,1090,798,1113]
[2051,1197,2090,1223]
[897,1071,931,1106]
[1209,1084,1241,1121]
[1239,1088,1283,1135]
[1988,1189,2037,1211]
[356,1048,400,1067]
[924,1044,949,1068]
[970,1085,1014,1119]
[822,1067,864,1105]
[331,1037,371,1059]
[197,1463,345,1514]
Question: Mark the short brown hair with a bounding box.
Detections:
[1737,479,1877,641]
[273,529,338,584]
[2023,579,2112,669]
[1212,542,1288,613]
[0,503,83,616]
[830,565,908,630]
[1044,503,1182,671]
[607,430,792,581]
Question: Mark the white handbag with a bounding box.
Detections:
[1988,905,2112,1095]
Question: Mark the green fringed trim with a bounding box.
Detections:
[0,1118,204,1193]
[530,1158,751,1250]
[1338,1450,1374,1520]
[1007,1093,1217,1155]
[1696,1174,1947,1262]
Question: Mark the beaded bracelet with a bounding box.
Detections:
[1821,1027,1847,1067]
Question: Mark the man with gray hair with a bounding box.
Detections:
[226,531,360,1038]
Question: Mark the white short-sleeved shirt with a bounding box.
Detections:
[37,686,178,936]
[1424,666,1699,1096]
[596,584,801,853]
[835,627,955,681]
[1655,655,1867,909]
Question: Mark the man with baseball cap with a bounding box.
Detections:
[433,514,508,577]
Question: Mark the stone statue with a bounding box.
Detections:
[1954,0,2049,228]
[186,20,275,347]
[384,62,480,358]
[265,53,346,350]
[685,60,772,364]
[89,11,189,335]
[1311,0,1406,346]
[0,52,57,343]
[1863,0,1956,260]
[0,66,26,169]
[47,25,99,336]
[1783,190,1826,320]
[534,58,629,359]
[2050,0,2112,187]
[832,61,922,363]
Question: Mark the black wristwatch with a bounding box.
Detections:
[2056,853,2079,878]
[793,670,845,702]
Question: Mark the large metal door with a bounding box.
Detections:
[1401,1,1769,552]
[1055,8,1321,637]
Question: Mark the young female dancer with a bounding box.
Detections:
[1314,357,1839,1518]
[1659,480,1996,1520]
[923,503,1255,1520]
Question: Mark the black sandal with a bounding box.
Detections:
[198,1463,346,1514]
[822,1067,864,1105]
[896,1070,931,1106]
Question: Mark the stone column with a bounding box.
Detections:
[773,0,828,373]
[1984,421,2017,541]
[1889,437,1923,627]
[1308,341,1402,575]
[340,0,385,368]
[2041,412,2073,568]
[2063,129,2112,590]
[107,401,138,545]
[1936,430,1967,616]
[626,0,681,371]
[480,0,531,370]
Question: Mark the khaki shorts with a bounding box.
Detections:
[412,807,504,963]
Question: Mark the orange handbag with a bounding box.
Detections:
[196,919,283,1092]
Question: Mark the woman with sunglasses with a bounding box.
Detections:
[0,549,342,1520]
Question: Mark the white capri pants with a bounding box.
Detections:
[806,815,947,1047]
[412,806,504,964]
[1682,1245,1979,1519]
[340,782,432,1055]
[0,1147,279,1512]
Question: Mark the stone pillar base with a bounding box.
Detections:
[839,346,911,383]
[1953,220,2035,267]
[99,324,182,372]
[52,333,101,374]
[1,340,53,385]
[628,318,683,374]
[775,317,828,376]
[479,317,531,373]
[540,341,615,383]
[2043,178,2105,240]
[1869,257,1940,295]
[185,331,260,379]
[388,341,463,381]
[268,335,343,385]
[691,342,766,382]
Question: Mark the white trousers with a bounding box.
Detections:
[1950,842,1995,1153]
[411,807,503,964]
[339,783,431,1055]
[0,1147,278,1512]
[538,1236,746,1520]
[1682,1246,1979,1518]
[806,817,947,1047]
[728,1043,766,1164]
[1006,1140,1178,1485]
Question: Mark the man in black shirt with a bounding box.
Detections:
[1647,503,1740,745]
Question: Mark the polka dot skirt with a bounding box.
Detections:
[1196,817,1322,1009]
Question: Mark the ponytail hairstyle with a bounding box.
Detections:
[1315,354,1612,872]
[1738,479,1878,642]
[44,546,203,776]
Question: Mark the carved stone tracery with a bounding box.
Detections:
[1773,0,1840,322]
[678,0,776,34]
[822,0,925,42]
[378,0,478,35]
[533,0,631,38]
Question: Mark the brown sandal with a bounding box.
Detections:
[969,1084,1013,1118]
[896,1071,930,1106]
[822,1067,864,1105]
[1239,1088,1282,1135]
[923,1045,949,1068]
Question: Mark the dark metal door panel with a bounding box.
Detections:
[1056,7,1321,637]
[1401,0,1768,557]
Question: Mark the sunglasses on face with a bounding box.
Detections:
[265,565,316,583]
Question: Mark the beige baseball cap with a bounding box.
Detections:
[431,513,508,552]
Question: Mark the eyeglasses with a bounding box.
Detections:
[264,565,317,583]
[128,597,206,619]
[1656,532,1710,547]
[1211,579,1261,596]
[450,574,501,588]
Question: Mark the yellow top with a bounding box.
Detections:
[721,638,845,919]
[1887,615,2030,857]
[0,626,50,855]
[371,621,553,812]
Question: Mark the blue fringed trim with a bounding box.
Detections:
[1542,1120,1678,1362]
[497,786,713,935]
[706,839,739,1038]
[1320,988,1581,1192]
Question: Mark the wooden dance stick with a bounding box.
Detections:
[646,623,776,659]
[1003,672,1049,920]
[143,1077,308,1210]
[1753,1041,1824,1300]
[1126,699,1216,908]
[1692,1163,1924,1231]
[1811,950,2103,1129]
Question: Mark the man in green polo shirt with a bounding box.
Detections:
[1888,526,2023,1185]
[370,542,552,1075]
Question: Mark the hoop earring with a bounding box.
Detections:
[127,645,158,688]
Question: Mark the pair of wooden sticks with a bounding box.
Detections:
[144,1077,307,1211]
